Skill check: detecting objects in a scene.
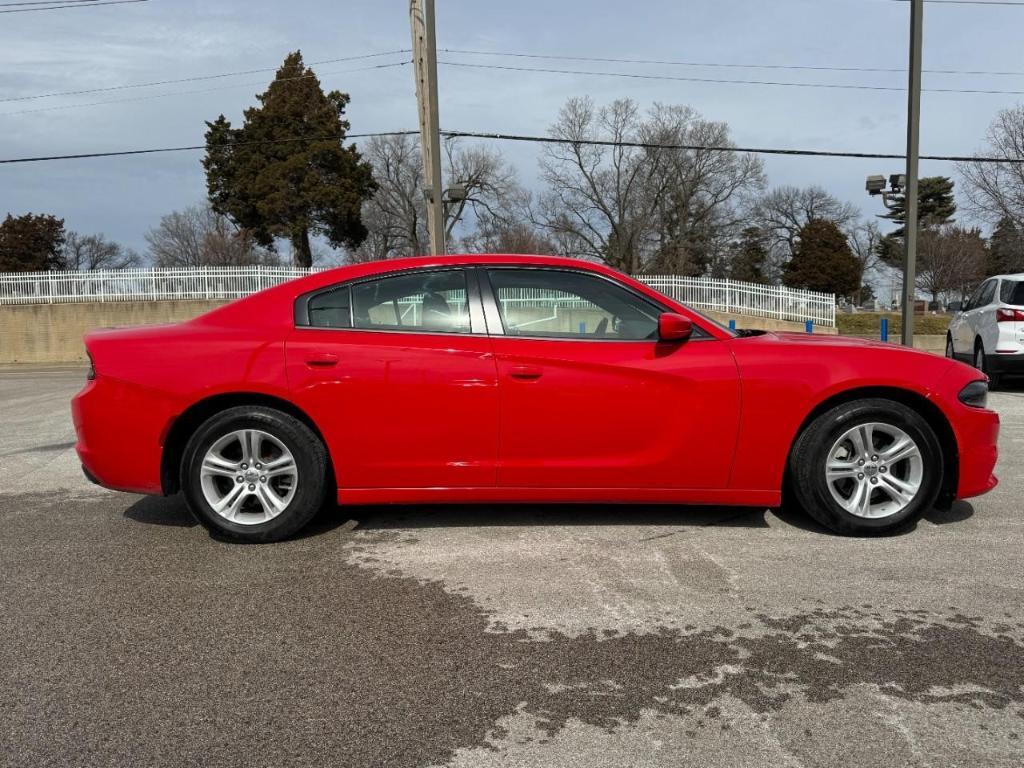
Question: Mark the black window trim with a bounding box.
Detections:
[476,265,712,343]
[295,266,487,336]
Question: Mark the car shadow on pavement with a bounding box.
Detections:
[121,495,977,540]
[123,495,198,528]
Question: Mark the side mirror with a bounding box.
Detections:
[658,312,693,342]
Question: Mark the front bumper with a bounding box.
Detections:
[986,353,1024,377]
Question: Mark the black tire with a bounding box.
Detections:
[788,398,943,536]
[180,406,329,543]
[974,340,1002,390]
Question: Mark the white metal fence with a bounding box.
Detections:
[0,265,837,327]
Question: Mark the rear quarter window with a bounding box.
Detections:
[1000,280,1024,306]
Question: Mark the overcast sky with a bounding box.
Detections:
[1,0,1021,260]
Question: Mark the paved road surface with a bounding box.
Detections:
[2,366,1023,767]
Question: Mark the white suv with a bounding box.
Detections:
[947,273,1024,387]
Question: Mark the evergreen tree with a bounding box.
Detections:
[987,216,1024,275]
[0,213,66,272]
[203,51,377,268]
[728,227,768,283]
[879,176,957,237]
[783,219,861,297]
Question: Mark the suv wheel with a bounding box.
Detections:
[181,406,329,543]
[789,398,942,536]
[975,341,1001,389]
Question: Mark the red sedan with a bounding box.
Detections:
[72,255,999,542]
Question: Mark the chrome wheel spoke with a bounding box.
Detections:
[878,473,916,504]
[201,453,239,478]
[880,438,920,466]
[255,483,287,516]
[263,455,296,478]
[827,459,860,480]
[212,483,247,519]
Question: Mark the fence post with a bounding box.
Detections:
[880,317,889,343]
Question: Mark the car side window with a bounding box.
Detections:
[308,286,353,329]
[349,269,471,334]
[977,280,997,308]
[486,269,662,340]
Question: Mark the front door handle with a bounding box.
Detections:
[305,353,339,368]
[509,364,543,381]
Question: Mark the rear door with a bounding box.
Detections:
[287,267,499,491]
[973,279,999,355]
[480,267,741,491]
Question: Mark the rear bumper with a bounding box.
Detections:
[71,377,167,495]
[986,353,1024,376]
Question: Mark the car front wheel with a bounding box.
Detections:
[788,398,942,535]
[181,406,329,543]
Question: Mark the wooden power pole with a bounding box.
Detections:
[409,0,446,255]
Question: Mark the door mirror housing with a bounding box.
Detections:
[658,313,693,342]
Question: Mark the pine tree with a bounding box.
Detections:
[203,51,377,268]
[880,176,957,237]
[987,217,1024,275]
[0,213,66,272]
[783,219,861,297]
[728,227,768,283]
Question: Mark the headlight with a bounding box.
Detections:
[86,352,96,381]
[958,380,988,409]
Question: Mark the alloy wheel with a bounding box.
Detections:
[199,429,298,525]
[824,422,924,519]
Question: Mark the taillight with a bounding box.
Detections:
[996,308,1024,322]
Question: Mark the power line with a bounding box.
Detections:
[1,49,411,103]
[0,131,418,165]
[0,1,102,7]
[0,0,147,12]
[441,47,1024,79]
[439,129,1022,165]
[438,59,1024,96]
[2,129,1021,166]
[0,61,411,117]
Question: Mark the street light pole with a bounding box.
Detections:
[409,0,446,255]
[902,0,924,347]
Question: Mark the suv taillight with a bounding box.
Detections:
[997,308,1024,322]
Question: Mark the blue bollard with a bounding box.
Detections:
[579,322,587,335]
[880,317,889,343]
[728,319,736,332]
[805,319,814,334]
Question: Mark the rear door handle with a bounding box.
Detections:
[305,353,339,368]
[509,364,543,381]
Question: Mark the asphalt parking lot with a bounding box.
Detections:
[2,366,1024,768]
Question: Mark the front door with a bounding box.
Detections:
[481,267,741,491]
[287,267,499,491]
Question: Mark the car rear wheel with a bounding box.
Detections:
[181,406,328,543]
[788,398,942,535]
[975,341,1001,389]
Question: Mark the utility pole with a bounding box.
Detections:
[409,0,446,255]
[901,0,924,347]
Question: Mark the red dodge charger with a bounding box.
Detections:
[72,255,999,542]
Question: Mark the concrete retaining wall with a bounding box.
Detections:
[0,300,841,364]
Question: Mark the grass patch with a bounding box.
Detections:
[837,312,951,336]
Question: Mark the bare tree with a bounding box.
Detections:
[533,97,764,274]
[644,104,766,275]
[533,97,669,273]
[146,204,279,268]
[351,134,529,261]
[62,232,142,270]
[749,185,861,274]
[848,220,883,304]
[917,224,987,304]
[958,105,1024,230]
